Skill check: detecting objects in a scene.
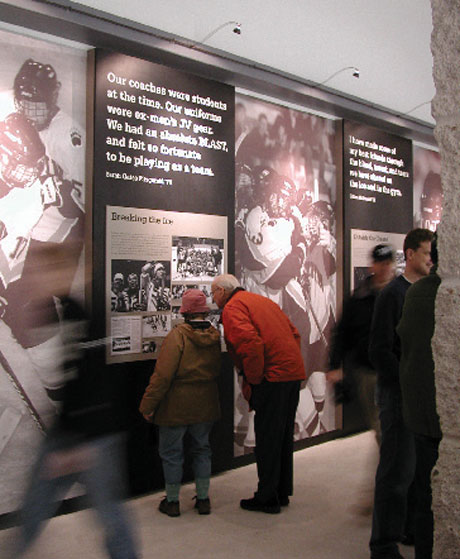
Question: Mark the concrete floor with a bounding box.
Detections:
[0,431,415,559]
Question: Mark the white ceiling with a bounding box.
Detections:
[74,0,435,126]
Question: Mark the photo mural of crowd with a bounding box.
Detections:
[234,94,338,453]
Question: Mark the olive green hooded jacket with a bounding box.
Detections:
[139,321,221,426]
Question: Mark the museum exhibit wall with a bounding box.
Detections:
[0,12,440,519]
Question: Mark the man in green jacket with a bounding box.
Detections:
[397,234,441,559]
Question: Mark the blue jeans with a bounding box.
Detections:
[18,431,138,559]
[158,422,213,484]
[370,384,416,557]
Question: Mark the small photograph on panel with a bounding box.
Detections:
[138,260,171,311]
[172,236,224,281]
[142,339,157,355]
[171,283,199,302]
[207,309,221,330]
[199,283,218,309]
[171,305,183,324]
[142,314,171,338]
[110,260,145,312]
[112,336,132,353]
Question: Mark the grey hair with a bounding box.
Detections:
[213,274,241,292]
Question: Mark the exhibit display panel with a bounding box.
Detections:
[350,229,406,292]
[343,121,414,294]
[106,205,227,363]
[234,93,340,456]
[0,29,86,515]
[92,49,234,207]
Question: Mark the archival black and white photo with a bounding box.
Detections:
[0,30,87,514]
[234,93,338,455]
[172,236,224,281]
[207,309,221,331]
[142,314,171,338]
[171,305,182,323]
[111,259,171,312]
[138,260,171,312]
[198,283,213,301]
[171,283,199,301]
[142,340,157,354]
[112,336,132,353]
[110,259,144,312]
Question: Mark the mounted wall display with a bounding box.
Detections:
[343,121,413,233]
[413,145,442,232]
[350,229,405,292]
[234,93,340,456]
[90,49,235,338]
[343,121,413,294]
[92,49,234,212]
[106,205,227,363]
[0,29,86,515]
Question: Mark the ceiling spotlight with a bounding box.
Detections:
[190,20,242,49]
[315,66,361,88]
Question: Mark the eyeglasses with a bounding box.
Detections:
[211,286,221,296]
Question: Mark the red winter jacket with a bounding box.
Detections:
[222,289,306,398]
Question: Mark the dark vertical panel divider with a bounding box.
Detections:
[89,49,235,494]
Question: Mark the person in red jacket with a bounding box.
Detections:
[211,273,306,513]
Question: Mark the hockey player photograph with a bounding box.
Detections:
[234,94,338,455]
[0,30,86,515]
[413,145,442,232]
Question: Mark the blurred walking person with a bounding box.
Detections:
[15,242,139,559]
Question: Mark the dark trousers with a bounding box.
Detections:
[370,385,416,557]
[250,379,300,504]
[413,433,440,559]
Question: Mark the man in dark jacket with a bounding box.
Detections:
[397,234,441,559]
[368,228,433,559]
[328,244,395,435]
[212,273,306,514]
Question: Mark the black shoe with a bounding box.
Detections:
[279,495,290,506]
[159,497,180,517]
[240,496,281,514]
[194,497,211,515]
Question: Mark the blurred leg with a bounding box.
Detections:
[18,435,75,555]
[83,434,138,559]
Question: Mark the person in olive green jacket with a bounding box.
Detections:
[397,234,441,559]
[139,289,221,517]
